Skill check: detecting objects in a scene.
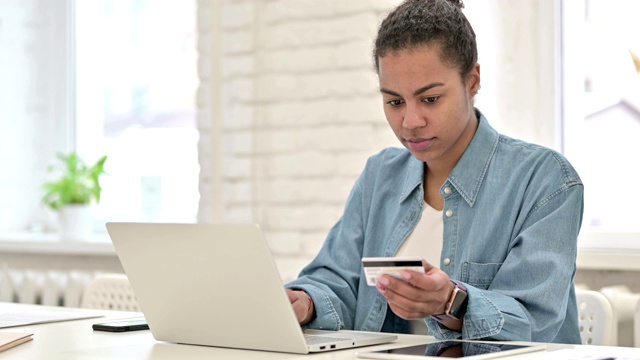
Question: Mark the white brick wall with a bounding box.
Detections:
[196,0,400,281]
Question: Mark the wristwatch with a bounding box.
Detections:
[431,280,468,323]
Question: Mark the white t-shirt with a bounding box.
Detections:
[395,201,443,335]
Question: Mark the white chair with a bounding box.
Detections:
[80,273,140,312]
[574,283,590,291]
[599,285,640,347]
[635,298,640,347]
[576,289,616,345]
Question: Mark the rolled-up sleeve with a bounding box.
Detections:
[286,172,368,331]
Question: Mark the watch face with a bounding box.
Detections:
[450,289,468,319]
[431,281,469,322]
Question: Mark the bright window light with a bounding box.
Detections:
[74,0,199,226]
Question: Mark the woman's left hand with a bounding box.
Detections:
[376,260,461,330]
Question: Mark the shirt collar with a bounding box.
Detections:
[448,109,499,207]
[400,109,499,207]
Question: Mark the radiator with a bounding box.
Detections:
[0,267,98,308]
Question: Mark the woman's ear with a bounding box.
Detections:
[467,63,481,97]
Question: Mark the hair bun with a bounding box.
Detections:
[446,0,464,9]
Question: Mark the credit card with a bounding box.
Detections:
[362,257,425,286]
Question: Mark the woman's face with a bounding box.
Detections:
[378,45,480,169]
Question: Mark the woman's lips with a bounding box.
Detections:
[407,137,434,151]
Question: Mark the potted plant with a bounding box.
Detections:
[42,152,108,241]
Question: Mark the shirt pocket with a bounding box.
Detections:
[461,262,502,290]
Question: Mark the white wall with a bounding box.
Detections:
[197,0,405,279]
[195,0,562,281]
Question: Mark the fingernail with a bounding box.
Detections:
[378,277,389,286]
[402,271,411,280]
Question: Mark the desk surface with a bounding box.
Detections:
[1,303,638,360]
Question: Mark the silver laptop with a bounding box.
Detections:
[106,222,397,354]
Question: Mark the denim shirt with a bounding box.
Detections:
[286,110,583,344]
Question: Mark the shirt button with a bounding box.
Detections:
[444,187,452,195]
[445,210,453,217]
[443,258,451,266]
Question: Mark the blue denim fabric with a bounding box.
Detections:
[286,110,583,344]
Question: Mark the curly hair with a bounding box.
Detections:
[373,0,477,80]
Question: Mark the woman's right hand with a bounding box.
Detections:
[286,289,315,325]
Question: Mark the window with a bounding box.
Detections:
[74,0,199,226]
[0,0,199,235]
[562,1,640,247]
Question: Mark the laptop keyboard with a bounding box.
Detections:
[304,334,352,345]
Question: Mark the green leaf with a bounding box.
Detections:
[41,152,108,211]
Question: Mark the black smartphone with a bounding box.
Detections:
[92,318,149,332]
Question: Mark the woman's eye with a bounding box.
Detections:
[387,99,404,107]
[423,96,439,104]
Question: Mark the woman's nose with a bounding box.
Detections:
[402,104,426,130]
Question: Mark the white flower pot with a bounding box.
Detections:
[58,204,93,241]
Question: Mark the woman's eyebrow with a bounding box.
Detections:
[412,82,445,95]
[379,82,445,96]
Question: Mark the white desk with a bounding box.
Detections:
[0,302,431,360]
[1,303,638,360]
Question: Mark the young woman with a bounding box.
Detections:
[286,0,583,344]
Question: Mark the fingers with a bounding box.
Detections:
[376,269,452,319]
[286,289,310,323]
[286,289,299,303]
[378,277,441,319]
[377,271,426,299]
